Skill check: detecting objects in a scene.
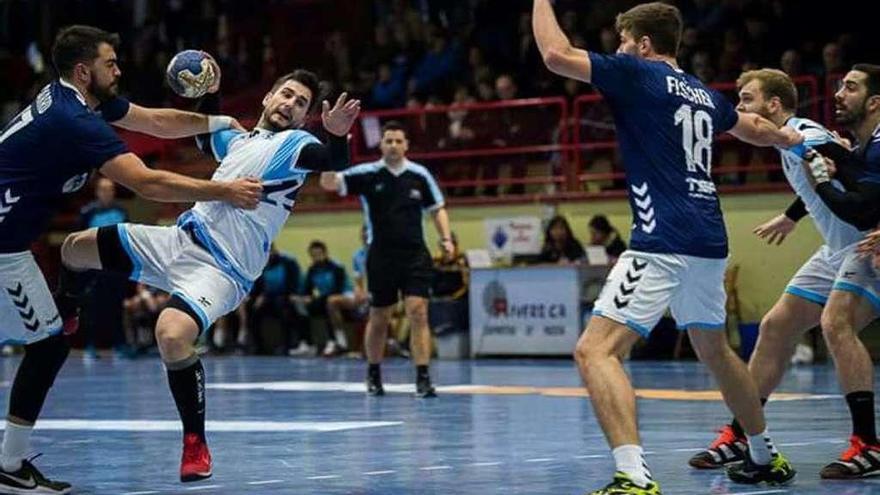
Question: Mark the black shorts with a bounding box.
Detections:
[367,246,433,307]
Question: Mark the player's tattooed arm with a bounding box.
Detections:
[532,0,591,82]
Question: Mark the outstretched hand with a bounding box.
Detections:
[322,92,361,136]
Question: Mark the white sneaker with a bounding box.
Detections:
[288,342,315,357]
[322,340,339,357]
[790,343,814,365]
[333,329,349,349]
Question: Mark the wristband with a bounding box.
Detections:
[208,115,233,132]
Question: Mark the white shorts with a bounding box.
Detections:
[118,223,248,331]
[592,250,727,337]
[786,243,880,310]
[0,251,63,345]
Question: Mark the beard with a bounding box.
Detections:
[89,78,118,103]
[836,102,866,126]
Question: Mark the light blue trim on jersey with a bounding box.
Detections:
[832,281,880,312]
[406,161,445,210]
[210,129,243,162]
[590,310,651,338]
[171,290,211,332]
[784,286,828,306]
[262,130,320,181]
[675,322,726,331]
[117,224,142,281]
[177,210,254,292]
[341,162,383,197]
[360,196,373,245]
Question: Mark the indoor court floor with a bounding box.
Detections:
[1,356,878,494]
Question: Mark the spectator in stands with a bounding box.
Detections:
[781,49,804,77]
[483,74,529,195]
[588,215,627,264]
[321,230,371,356]
[296,240,352,357]
[248,244,307,356]
[79,178,130,359]
[691,51,716,84]
[539,215,585,264]
[822,41,846,76]
[370,62,407,109]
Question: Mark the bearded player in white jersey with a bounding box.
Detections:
[60,69,360,483]
[689,68,880,478]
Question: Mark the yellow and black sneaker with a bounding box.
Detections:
[587,472,661,495]
[726,452,796,485]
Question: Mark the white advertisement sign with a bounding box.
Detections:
[469,266,581,356]
[484,216,542,259]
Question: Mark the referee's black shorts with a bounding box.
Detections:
[367,245,434,307]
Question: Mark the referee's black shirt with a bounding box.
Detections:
[338,159,444,250]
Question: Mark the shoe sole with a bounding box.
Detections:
[0,486,71,494]
[181,471,213,483]
[820,470,880,480]
[689,458,742,470]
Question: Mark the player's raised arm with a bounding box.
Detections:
[532,0,591,82]
[99,152,262,209]
[295,92,360,173]
[728,111,804,148]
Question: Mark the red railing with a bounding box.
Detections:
[121,74,833,211]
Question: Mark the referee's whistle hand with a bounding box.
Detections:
[225,177,263,209]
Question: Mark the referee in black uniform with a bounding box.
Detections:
[321,121,453,397]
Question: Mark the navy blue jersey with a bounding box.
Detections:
[852,125,880,184]
[0,80,129,252]
[588,53,739,258]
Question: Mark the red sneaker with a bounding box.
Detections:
[180,433,213,482]
[688,425,748,469]
[820,435,880,479]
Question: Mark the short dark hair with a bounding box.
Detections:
[615,2,683,57]
[308,240,327,252]
[588,215,613,235]
[381,120,407,137]
[52,25,120,78]
[270,70,323,114]
[853,64,880,97]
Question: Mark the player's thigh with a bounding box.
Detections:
[366,248,401,308]
[591,250,683,339]
[0,251,63,345]
[110,223,184,292]
[576,313,643,362]
[166,248,248,335]
[760,292,823,340]
[826,250,880,330]
[669,256,727,331]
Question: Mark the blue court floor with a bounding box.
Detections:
[0,355,878,494]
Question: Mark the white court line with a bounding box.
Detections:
[364,470,396,475]
[671,448,702,452]
[307,475,341,480]
[573,454,605,459]
[470,461,503,467]
[524,458,555,463]
[10,419,401,433]
[420,465,453,471]
[729,490,788,495]
[121,491,160,495]
[247,480,284,485]
[185,485,222,491]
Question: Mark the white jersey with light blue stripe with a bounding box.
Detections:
[179,127,319,287]
[779,117,864,251]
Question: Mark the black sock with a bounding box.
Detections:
[416,365,429,381]
[846,391,878,444]
[368,363,381,380]
[166,356,206,441]
[730,398,767,438]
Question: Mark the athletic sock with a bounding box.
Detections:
[368,363,381,380]
[416,365,429,381]
[747,429,772,465]
[612,444,652,488]
[166,355,206,441]
[0,422,32,472]
[731,397,767,438]
[846,391,878,444]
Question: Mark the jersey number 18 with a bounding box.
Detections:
[674,104,713,175]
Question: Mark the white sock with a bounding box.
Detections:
[334,329,348,348]
[612,444,652,488]
[1,422,32,472]
[747,429,772,465]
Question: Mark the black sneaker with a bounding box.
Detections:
[415,375,436,398]
[367,372,384,396]
[0,456,71,494]
[726,452,796,485]
[689,425,748,469]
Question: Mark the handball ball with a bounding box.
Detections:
[165,50,218,98]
